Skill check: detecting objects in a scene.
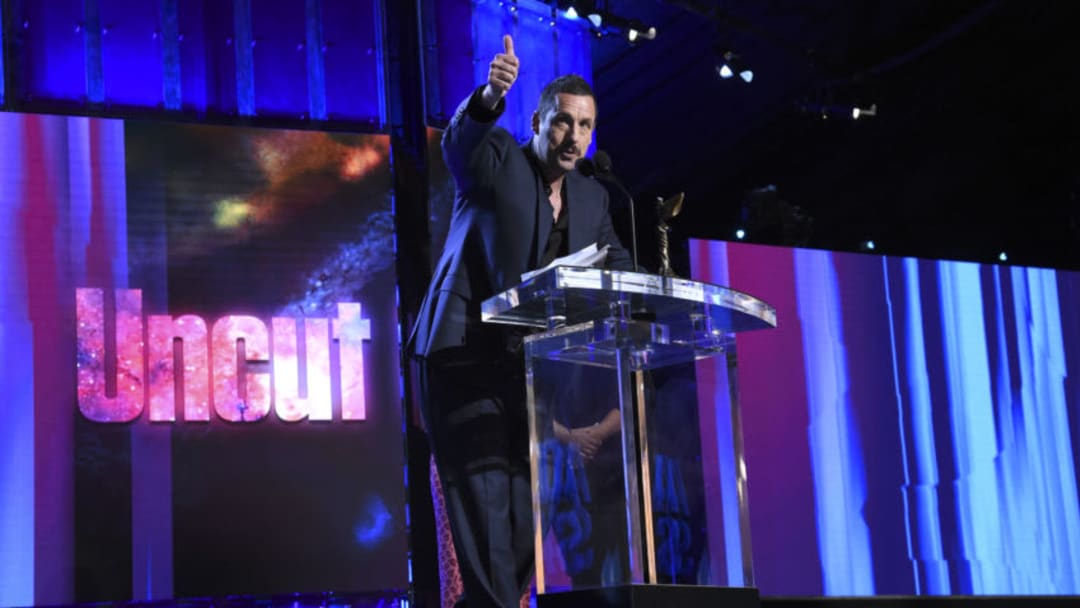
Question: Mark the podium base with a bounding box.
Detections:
[537,584,760,608]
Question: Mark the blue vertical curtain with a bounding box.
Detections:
[889,260,1080,593]
[0,113,36,608]
[470,0,593,145]
[794,249,875,595]
[0,114,132,605]
[5,0,383,123]
[885,257,949,593]
[705,242,1080,595]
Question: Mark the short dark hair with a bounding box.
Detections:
[537,74,596,117]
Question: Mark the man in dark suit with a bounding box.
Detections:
[411,34,631,608]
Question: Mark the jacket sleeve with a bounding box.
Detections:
[441,86,510,193]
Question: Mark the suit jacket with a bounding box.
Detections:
[411,89,632,359]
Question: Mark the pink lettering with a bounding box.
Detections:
[212,316,272,422]
[334,303,370,421]
[77,288,146,423]
[272,318,333,421]
[148,315,210,421]
[74,288,371,423]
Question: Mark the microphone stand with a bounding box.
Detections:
[590,156,654,320]
[627,186,639,273]
[604,176,639,273]
[593,163,639,273]
[577,154,639,272]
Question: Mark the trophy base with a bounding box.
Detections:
[537,584,760,608]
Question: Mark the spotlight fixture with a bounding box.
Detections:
[735,228,747,240]
[716,51,753,83]
[579,6,656,44]
[555,0,592,20]
[800,102,879,121]
[553,0,603,28]
[627,25,656,42]
[852,104,878,119]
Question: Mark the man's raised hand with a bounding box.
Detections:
[482,34,520,108]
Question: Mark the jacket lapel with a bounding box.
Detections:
[534,170,552,269]
[566,173,587,252]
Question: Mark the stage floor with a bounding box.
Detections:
[763,597,1080,608]
[36,590,1080,608]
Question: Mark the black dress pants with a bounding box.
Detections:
[419,347,534,608]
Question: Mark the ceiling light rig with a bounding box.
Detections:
[555,1,656,43]
[851,104,877,119]
[799,101,879,121]
[626,25,657,43]
[715,50,753,83]
[553,0,594,23]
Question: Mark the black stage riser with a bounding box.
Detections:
[537,587,1080,608]
[764,598,1080,608]
[537,585,759,608]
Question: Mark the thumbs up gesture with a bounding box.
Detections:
[482,34,520,108]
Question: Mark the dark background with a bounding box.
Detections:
[585,1,1079,270]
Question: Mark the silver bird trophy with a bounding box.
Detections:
[656,192,685,277]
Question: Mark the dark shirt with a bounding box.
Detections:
[539,180,569,267]
[522,144,570,268]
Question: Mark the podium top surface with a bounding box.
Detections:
[481,266,776,333]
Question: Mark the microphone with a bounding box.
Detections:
[588,151,638,272]
[593,150,614,177]
[575,157,597,178]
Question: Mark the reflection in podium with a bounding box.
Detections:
[483,266,776,607]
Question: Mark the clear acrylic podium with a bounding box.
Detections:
[482,266,777,607]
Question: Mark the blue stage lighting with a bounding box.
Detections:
[353,495,393,547]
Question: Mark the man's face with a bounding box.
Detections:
[532,93,596,176]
